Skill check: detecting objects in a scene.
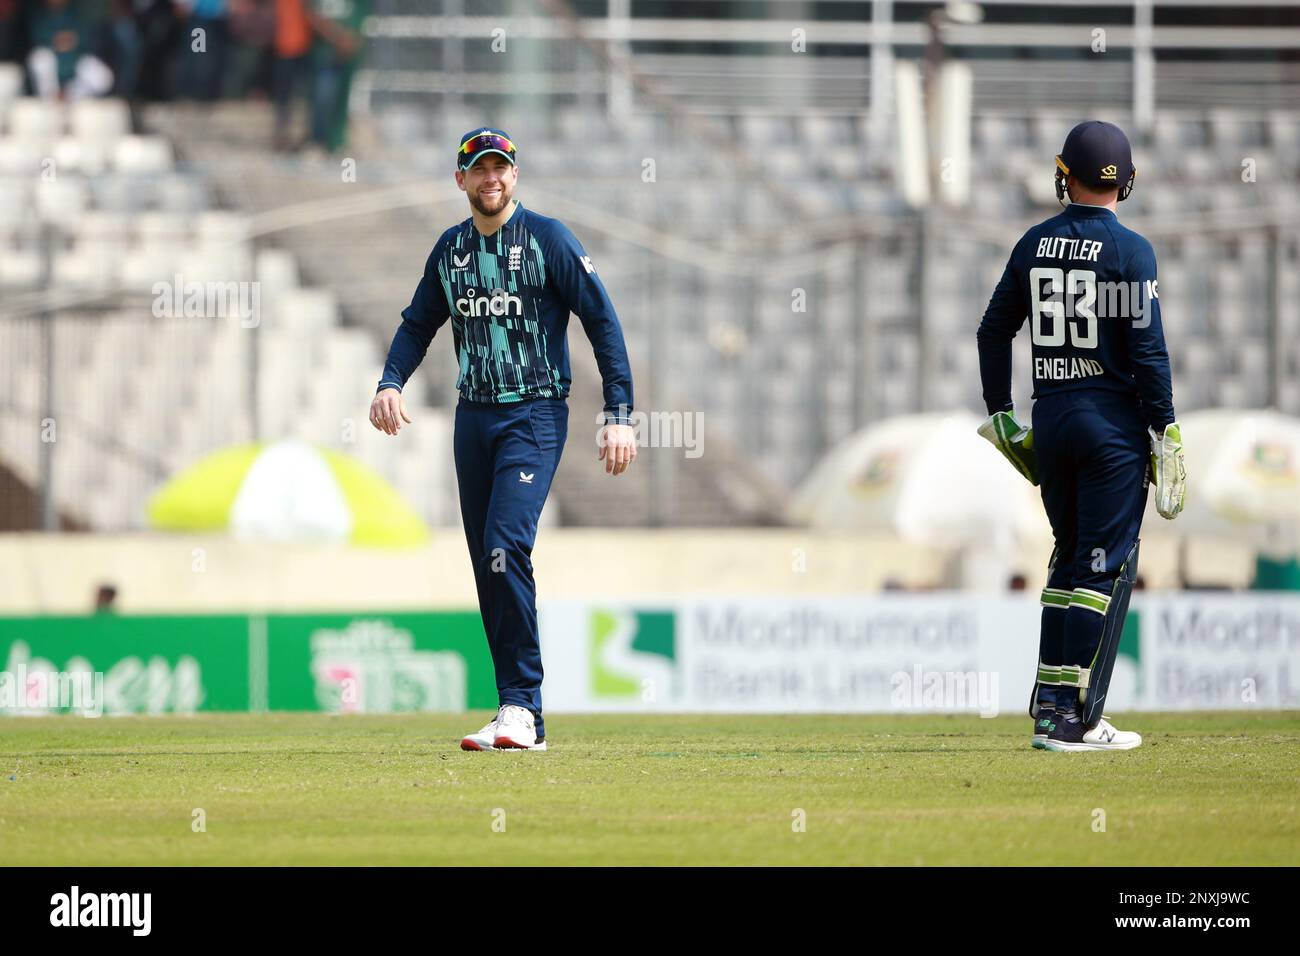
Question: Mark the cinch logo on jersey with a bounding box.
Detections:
[455,288,523,318]
[1036,356,1105,381]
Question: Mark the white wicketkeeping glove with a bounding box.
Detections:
[977,410,1038,486]
[1149,422,1186,519]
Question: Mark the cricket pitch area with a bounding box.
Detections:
[1,712,1296,866]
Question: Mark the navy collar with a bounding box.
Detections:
[469,200,524,239]
[1063,202,1117,219]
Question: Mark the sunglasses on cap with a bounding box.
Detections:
[458,133,517,168]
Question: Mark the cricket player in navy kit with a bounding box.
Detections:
[976,121,1187,751]
[370,128,637,751]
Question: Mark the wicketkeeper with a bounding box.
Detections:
[371,128,637,751]
[977,120,1186,751]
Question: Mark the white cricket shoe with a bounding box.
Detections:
[460,716,500,752]
[493,704,547,751]
[1041,715,1142,752]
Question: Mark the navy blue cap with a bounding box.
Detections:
[457,128,517,172]
[1056,121,1134,190]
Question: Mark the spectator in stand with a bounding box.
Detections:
[0,0,29,67]
[177,0,229,100]
[228,0,275,98]
[27,0,114,100]
[94,583,119,614]
[307,0,366,153]
[97,0,144,100]
[271,0,311,151]
[136,0,183,102]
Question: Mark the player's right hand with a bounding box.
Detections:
[370,387,412,436]
[1149,422,1186,519]
[977,410,1039,486]
[599,423,637,476]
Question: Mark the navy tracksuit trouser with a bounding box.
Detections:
[454,397,568,740]
[1032,391,1149,705]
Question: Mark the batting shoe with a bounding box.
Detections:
[1031,709,1057,749]
[1040,713,1142,752]
[460,715,501,751]
[494,704,547,751]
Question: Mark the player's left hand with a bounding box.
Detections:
[1149,422,1186,519]
[369,387,411,436]
[977,410,1038,485]
[599,424,637,476]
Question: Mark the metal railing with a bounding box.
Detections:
[359,1,1300,122]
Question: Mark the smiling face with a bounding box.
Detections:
[457,155,517,217]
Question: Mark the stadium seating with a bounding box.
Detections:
[0,94,462,533]
[3,40,1298,526]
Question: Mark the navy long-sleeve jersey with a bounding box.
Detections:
[379,201,634,423]
[976,203,1175,431]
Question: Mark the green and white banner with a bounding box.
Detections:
[3,595,1296,716]
[0,613,496,716]
[539,595,1300,715]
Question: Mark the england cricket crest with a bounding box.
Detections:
[508,244,523,271]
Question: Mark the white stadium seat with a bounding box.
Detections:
[177,246,253,288]
[197,210,252,246]
[0,247,41,286]
[0,63,23,103]
[0,137,47,175]
[0,176,30,229]
[34,177,90,229]
[70,99,131,143]
[136,211,192,245]
[6,97,63,140]
[51,246,117,289]
[156,174,209,213]
[113,135,174,173]
[120,248,186,291]
[52,136,113,176]
[277,289,339,334]
[255,247,300,291]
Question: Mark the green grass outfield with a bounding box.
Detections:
[1,712,1296,866]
